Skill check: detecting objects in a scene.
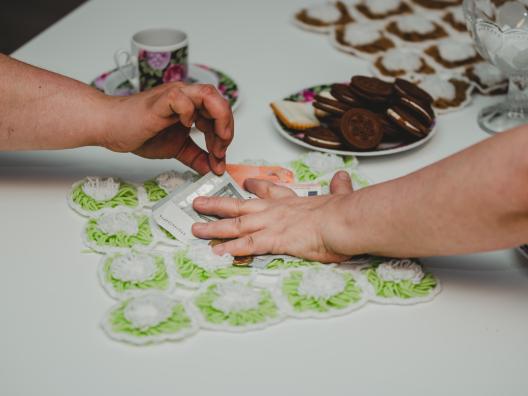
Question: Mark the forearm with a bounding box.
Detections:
[336,126,528,257]
[0,54,110,150]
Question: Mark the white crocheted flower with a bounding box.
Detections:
[303,152,345,175]
[155,171,191,193]
[124,294,173,330]
[376,259,424,284]
[96,212,139,235]
[297,268,346,299]
[186,242,234,271]
[211,282,262,313]
[110,252,157,282]
[82,177,120,201]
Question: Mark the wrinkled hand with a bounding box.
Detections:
[192,171,355,263]
[101,82,233,175]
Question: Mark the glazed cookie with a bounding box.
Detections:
[411,0,462,9]
[171,242,252,288]
[142,170,198,205]
[193,278,284,332]
[98,251,176,299]
[465,62,507,95]
[333,22,395,57]
[356,0,412,20]
[360,259,441,304]
[373,48,435,78]
[271,100,320,130]
[294,1,354,33]
[83,210,157,253]
[442,6,467,32]
[418,74,473,113]
[386,14,448,42]
[425,39,481,69]
[101,292,199,345]
[275,267,367,318]
[69,176,140,217]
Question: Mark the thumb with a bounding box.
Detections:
[330,171,354,195]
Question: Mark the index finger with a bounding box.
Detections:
[193,195,270,218]
[180,84,234,145]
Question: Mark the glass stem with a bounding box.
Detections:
[506,75,528,119]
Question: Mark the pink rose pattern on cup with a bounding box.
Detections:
[138,46,188,91]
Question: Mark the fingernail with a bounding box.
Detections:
[337,171,350,180]
[213,244,225,255]
[193,196,208,206]
[192,223,205,231]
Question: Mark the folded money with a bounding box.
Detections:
[152,172,250,242]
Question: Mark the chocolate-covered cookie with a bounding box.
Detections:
[304,126,344,149]
[386,105,430,138]
[330,83,361,107]
[340,108,383,150]
[313,92,351,116]
[394,78,433,105]
[349,75,393,104]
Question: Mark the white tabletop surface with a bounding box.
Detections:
[3,0,528,395]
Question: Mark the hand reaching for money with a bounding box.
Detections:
[192,171,356,263]
[101,82,234,175]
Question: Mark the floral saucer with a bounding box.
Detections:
[91,64,240,110]
[272,84,437,157]
[518,245,528,260]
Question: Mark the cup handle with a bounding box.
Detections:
[113,49,139,91]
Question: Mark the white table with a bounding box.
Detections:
[3,1,528,395]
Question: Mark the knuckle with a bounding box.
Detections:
[233,216,243,232]
[244,235,255,249]
[200,84,218,97]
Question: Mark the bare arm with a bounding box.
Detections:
[0,54,234,174]
[192,125,528,261]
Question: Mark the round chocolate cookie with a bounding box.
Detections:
[386,105,430,139]
[397,95,434,128]
[340,108,383,150]
[304,126,344,149]
[394,78,433,105]
[313,92,351,116]
[349,76,393,104]
[330,83,361,107]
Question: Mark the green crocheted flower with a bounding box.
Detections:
[290,153,357,182]
[107,298,192,339]
[194,282,280,328]
[71,178,138,212]
[173,250,251,284]
[265,258,320,271]
[362,263,438,300]
[143,179,168,202]
[102,253,169,294]
[282,269,363,314]
[85,213,153,249]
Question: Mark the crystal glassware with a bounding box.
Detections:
[464,0,528,134]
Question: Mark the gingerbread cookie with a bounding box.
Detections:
[418,75,473,113]
[386,14,448,42]
[425,39,481,69]
[442,7,467,32]
[356,0,412,20]
[465,63,507,95]
[294,1,354,33]
[373,48,435,78]
[411,0,462,9]
[333,22,395,57]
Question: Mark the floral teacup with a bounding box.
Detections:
[114,28,188,92]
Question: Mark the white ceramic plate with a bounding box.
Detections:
[271,84,437,157]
